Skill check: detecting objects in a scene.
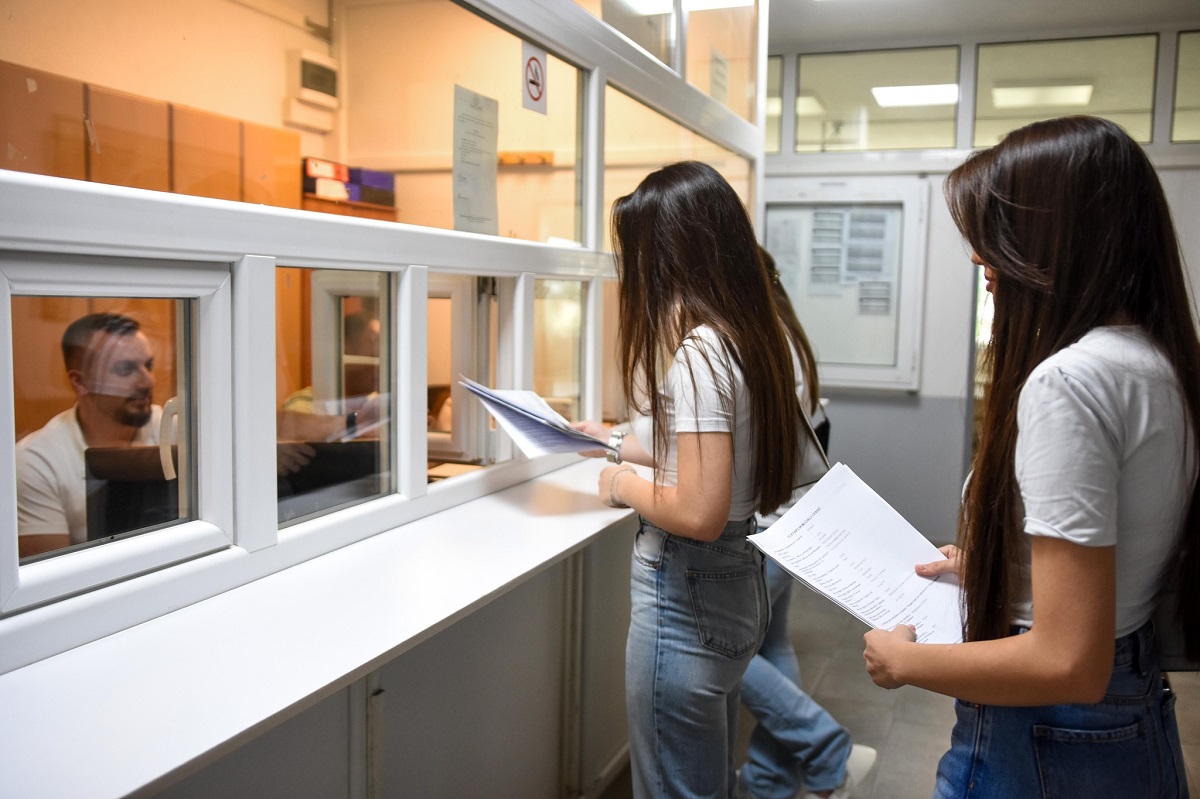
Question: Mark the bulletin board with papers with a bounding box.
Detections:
[763,177,930,391]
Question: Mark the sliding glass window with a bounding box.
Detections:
[974,35,1157,146]
[686,0,758,122]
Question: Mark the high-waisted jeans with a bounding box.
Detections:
[933,620,1188,798]
[626,516,769,799]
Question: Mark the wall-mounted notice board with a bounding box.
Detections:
[763,177,929,391]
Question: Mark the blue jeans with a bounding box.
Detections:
[740,560,851,798]
[933,621,1189,799]
[627,516,769,799]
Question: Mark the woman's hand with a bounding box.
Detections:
[572,420,611,459]
[863,625,916,689]
[915,544,961,578]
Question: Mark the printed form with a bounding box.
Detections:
[749,463,963,644]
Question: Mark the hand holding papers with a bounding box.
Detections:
[459,377,616,459]
[749,463,963,644]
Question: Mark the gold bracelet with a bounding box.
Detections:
[609,466,635,509]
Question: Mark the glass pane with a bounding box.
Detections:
[604,85,752,249]
[534,279,585,422]
[426,275,498,482]
[1174,32,1200,143]
[573,0,674,65]
[765,55,782,154]
[0,1,583,243]
[975,35,1157,147]
[13,297,194,559]
[795,47,959,152]
[686,1,757,122]
[275,267,391,525]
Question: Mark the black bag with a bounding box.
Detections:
[1153,581,1198,672]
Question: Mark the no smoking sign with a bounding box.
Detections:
[522,41,547,115]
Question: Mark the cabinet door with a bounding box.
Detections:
[86,85,170,192]
[172,105,240,201]
[243,121,301,209]
[0,59,86,181]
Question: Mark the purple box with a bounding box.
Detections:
[348,167,395,192]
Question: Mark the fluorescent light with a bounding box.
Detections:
[766,97,783,116]
[870,83,959,107]
[683,0,753,8]
[992,83,1093,109]
[795,93,826,116]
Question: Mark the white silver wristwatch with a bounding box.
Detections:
[606,430,626,463]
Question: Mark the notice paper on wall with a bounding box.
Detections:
[459,376,616,459]
[749,463,964,644]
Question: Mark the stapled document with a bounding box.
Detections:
[749,463,964,644]
[459,376,615,459]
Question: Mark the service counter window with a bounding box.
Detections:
[275,267,391,525]
[686,0,758,122]
[12,297,193,559]
[427,274,503,482]
[2,0,583,243]
[974,35,1157,146]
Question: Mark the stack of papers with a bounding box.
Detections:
[459,377,616,459]
[750,463,964,644]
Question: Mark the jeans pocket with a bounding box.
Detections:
[1033,720,1153,798]
[685,567,764,658]
[633,524,665,569]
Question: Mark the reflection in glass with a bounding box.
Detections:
[12,296,193,560]
[975,36,1156,146]
[534,280,585,422]
[1174,32,1200,143]
[796,48,958,152]
[686,2,757,122]
[275,268,391,525]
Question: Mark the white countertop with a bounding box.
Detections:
[0,458,634,799]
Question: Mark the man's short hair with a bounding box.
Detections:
[61,313,141,372]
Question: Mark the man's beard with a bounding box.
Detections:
[115,397,153,429]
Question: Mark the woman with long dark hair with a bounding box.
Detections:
[864,116,1199,797]
[574,161,818,797]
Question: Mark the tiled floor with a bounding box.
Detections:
[600,584,1200,799]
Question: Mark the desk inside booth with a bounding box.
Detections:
[85,440,384,535]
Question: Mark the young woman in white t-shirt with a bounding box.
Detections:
[573,161,815,798]
[863,116,1200,798]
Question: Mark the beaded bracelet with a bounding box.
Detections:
[608,466,635,509]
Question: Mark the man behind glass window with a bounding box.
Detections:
[16,313,161,558]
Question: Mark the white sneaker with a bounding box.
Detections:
[801,744,878,799]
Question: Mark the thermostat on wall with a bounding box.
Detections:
[289,49,339,110]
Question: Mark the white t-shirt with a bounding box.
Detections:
[1010,326,1194,636]
[630,326,758,521]
[16,405,163,546]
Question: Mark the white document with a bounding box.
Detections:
[749,462,963,644]
[459,377,616,459]
[452,85,499,235]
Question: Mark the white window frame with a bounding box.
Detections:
[0,253,234,613]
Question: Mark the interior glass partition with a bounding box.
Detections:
[974,35,1157,146]
[686,0,758,122]
[794,47,959,152]
[574,0,675,66]
[1174,31,1200,142]
[0,0,585,244]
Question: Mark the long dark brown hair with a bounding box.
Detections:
[946,116,1200,652]
[611,161,802,514]
[759,246,821,416]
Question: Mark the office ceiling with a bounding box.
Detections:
[768,0,1200,51]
